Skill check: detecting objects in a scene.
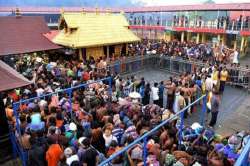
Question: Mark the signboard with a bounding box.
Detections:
[165,27,173,31]
[212,37,218,43]
[226,30,240,35]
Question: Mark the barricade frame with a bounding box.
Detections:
[10,77,113,166]
[99,95,207,166]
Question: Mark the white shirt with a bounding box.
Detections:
[151,87,159,101]
[205,77,213,91]
[233,51,239,64]
[66,155,79,166]
[103,134,118,147]
[115,79,120,90]
[36,88,44,97]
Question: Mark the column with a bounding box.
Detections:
[217,34,221,45]
[196,33,200,44]
[107,46,110,59]
[187,32,191,41]
[221,34,226,45]
[181,31,185,42]
[233,40,237,50]
[78,48,83,61]
[126,44,128,55]
[240,36,245,53]
[201,33,206,43]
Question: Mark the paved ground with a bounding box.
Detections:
[124,68,250,136]
[240,54,250,67]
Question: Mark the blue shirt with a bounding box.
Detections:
[159,84,164,98]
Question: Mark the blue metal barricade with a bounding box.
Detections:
[235,139,250,166]
[11,77,113,166]
[99,95,206,166]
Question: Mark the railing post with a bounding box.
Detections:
[67,89,73,119]
[178,111,185,145]
[108,77,112,97]
[13,102,27,166]
[9,131,17,159]
[12,103,21,135]
[200,95,207,126]
[235,139,250,166]
[170,58,173,72]
[143,137,147,166]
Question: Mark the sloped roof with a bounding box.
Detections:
[53,12,140,48]
[0,60,32,92]
[43,30,59,41]
[230,11,250,20]
[1,3,250,14]
[0,16,61,56]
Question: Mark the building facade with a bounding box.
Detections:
[1,3,250,56]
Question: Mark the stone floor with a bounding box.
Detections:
[240,54,250,67]
[124,68,250,136]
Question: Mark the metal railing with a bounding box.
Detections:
[99,92,250,166]
[10,77,113,166]
[108,55,250,90]
[9,55,250,165]
[99,95,207,166]
[130,20,250,31]
[235,139,250,166]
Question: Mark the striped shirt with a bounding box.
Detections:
[112,127,124,144]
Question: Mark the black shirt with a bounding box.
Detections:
[82,147,98,166]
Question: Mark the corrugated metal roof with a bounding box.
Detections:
[0,60,32,92]
[53,12,140,48]
[0,16,61,56]
[0,3,250,13]
[43,30,59,41]
[123,3,250,12]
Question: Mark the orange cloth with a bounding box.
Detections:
[6,107,13,119]
[9,91,19,102]
[82,72,90,81]
[19,104,27,112]
[56,120,64,128]
[46,144,63,166]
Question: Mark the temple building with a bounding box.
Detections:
[52,10,140,60]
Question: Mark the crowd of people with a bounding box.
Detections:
[1,38,249,166]
[130,39,244,65]
[129,39,249,88]
[130,13,250,30]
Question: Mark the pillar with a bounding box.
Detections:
[217,34,221,45]
[126,44,128,55]
[78,48,83,61]
[187,32,191,41]
[181,32,185,42]
[240,36,246,57]
[196,33,200,44]
[107,46,110,59]
[221,34,226,45]
[201,33,206,43]
[233,40,237,50]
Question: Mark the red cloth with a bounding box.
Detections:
[82,72,90,81]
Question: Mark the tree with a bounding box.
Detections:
[203,0,215,4]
